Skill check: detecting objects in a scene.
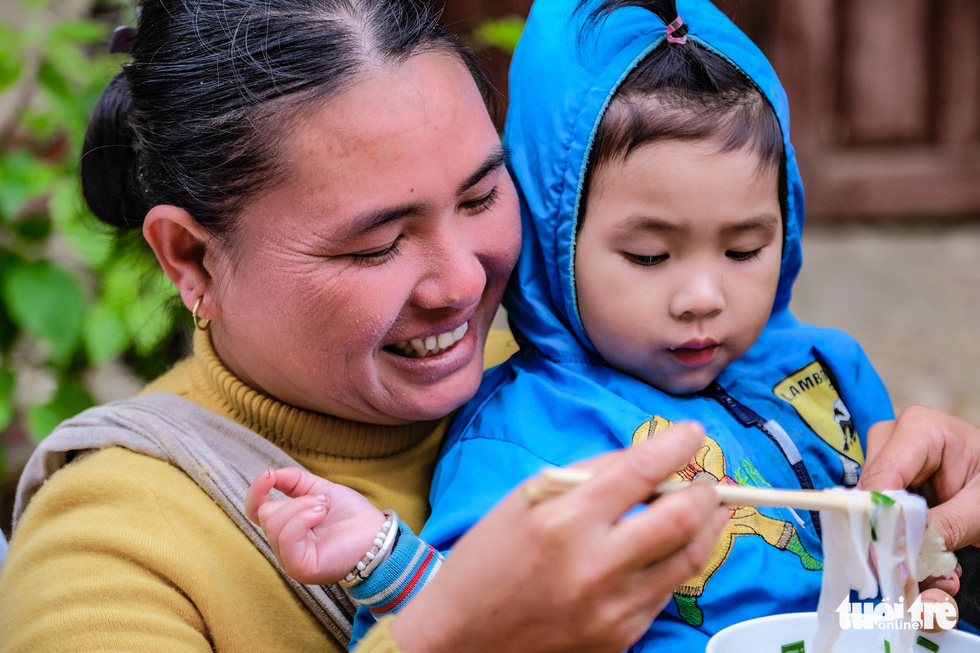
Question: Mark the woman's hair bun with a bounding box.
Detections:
[80,72,146,230]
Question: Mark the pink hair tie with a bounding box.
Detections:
[665,16,688,45]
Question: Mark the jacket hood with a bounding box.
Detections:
[502,0,805,362]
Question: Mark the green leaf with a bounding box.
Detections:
[37,60,72,101]
[25,377,94,443]
[0,368,15,433]
[50,179,114,266]
[50,20,109,45]
[84,303,129,365]
[101,253,150,309]
[0,297,17,352]
[0,24,23,90]
[12,215,52,242]
[0,151,58,220]
[470,16,526,55]
[0,251,20,352]
[1,259,85,364]
[125,281,178,354]
[95,249,178,356]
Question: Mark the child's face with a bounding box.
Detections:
[575,139,782,395]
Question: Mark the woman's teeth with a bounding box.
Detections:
[393,322,468,358]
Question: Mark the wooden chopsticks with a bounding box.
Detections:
[525,466,861,513]
[522,466,957,580]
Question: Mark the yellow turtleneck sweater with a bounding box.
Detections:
[0,328,516,652]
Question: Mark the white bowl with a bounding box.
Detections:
[706,611,980,653]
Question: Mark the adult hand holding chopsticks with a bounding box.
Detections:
[391,421,729,653]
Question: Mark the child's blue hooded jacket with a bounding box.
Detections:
[419,0,895,649]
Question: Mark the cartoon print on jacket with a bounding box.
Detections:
[632,417,821,627]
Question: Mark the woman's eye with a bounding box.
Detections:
[727,248,763,262]
[624,252,668,267]
[460,187,500,213]
[349,237,402,266]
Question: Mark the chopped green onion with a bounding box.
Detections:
[781,641,806,653]
[916,635,940,651]
[869,491,897,541]
[871,491,896,506]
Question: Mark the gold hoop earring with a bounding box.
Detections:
[192,297,210,331]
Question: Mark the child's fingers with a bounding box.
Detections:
[278,504,330,549]
[260,494,327,539]
[918,588,960,632]
[276,504,347,585]
[245,467,336,526]
[919,569,961,598]
[245,468,278,523]
[265,467,337,499]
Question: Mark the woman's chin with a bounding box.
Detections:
[379,333,485,420]
[387,374,483,423]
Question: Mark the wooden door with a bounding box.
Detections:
[699,0,980,220]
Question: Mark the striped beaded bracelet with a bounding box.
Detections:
[340,509,399,588]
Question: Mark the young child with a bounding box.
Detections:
[247,0,896,649]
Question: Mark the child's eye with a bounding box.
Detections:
[726,248,762,262]
[349,237,402,266]
[460,187,500,213]
[624,252,669,266]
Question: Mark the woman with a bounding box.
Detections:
[0,1,724,651]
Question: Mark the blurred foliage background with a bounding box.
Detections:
[0,0,525,535]
[0,0,190,533]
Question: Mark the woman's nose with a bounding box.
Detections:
[414,230,486,310]
[670,269,725,320]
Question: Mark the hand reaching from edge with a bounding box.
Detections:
[859,405,980,602]
[859,405,980,553]
[245,467,386,585]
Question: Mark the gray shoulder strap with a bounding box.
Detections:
[14,392,355,644]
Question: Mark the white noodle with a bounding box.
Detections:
[812,489,957,653]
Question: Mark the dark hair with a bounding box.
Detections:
[81,0,491,239]
[576,0,785,219]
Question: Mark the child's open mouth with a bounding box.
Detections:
[669,343,720,366]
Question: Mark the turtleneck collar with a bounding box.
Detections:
[171,329,446,460]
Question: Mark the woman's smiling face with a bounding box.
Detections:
[206,52,521,424]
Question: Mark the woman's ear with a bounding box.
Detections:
[143,205,216,319]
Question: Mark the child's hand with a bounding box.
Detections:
[245,467,387,585]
